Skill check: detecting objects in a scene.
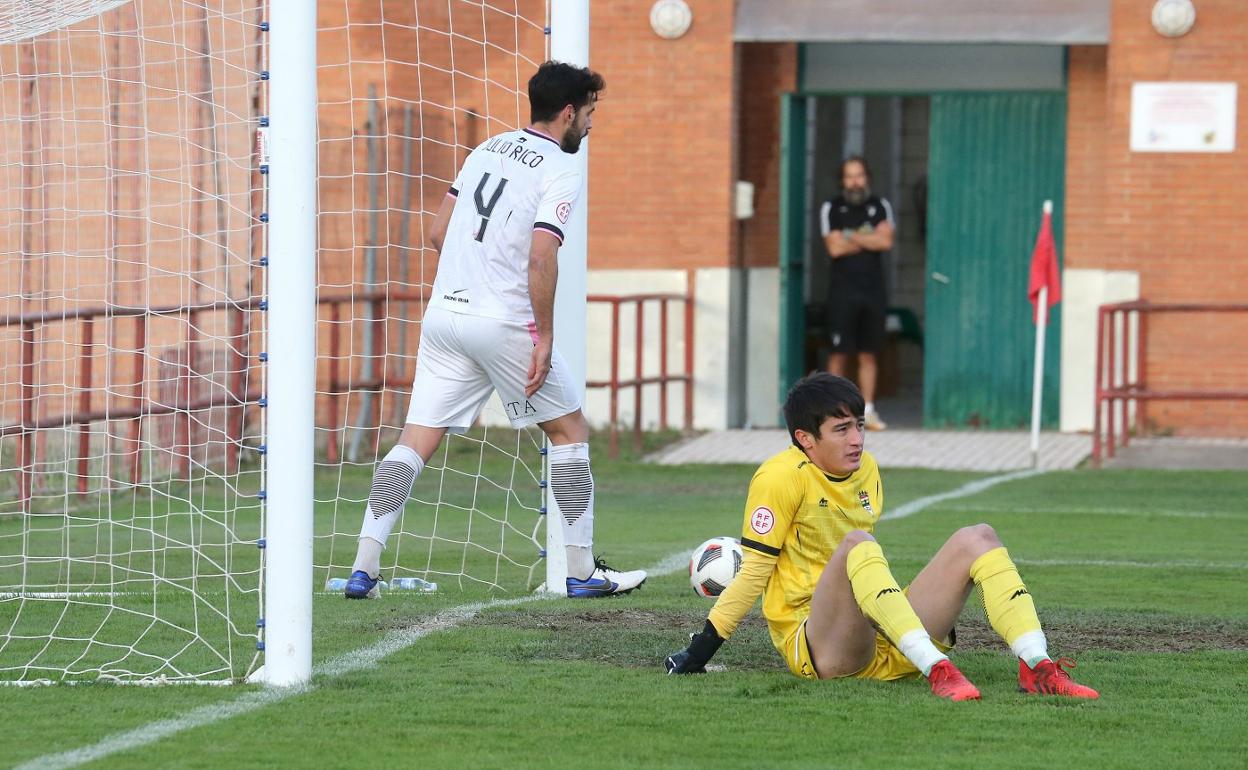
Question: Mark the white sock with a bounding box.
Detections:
[865,402,876,415]
[897,628,948,677]
[356,444,424,573]
[548,442,595,580]
[352,537,384,578]
[565,546,595,580]
[1011,629,1050,669]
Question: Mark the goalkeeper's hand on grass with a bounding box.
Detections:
[664,620,724,675]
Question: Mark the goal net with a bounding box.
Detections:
[313,1,550,593]
[0,0,266,684]
[0,0,551,685]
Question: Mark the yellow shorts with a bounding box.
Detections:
[782,619,955,682]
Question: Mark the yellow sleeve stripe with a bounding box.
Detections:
[740,537,780,556]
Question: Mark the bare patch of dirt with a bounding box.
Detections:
[950,614,1248,654]
[467,607,1248,654]
[469,607,696,634]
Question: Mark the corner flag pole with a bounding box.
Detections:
[1029,200,1054,469]
[1029,291,1047,468]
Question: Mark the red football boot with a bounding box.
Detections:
[927,659,982,701]
[1019,657,1100,699]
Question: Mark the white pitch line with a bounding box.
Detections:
[883,468,1044,521]
[647,549,692,577]
[945,505,1243,521]
[877,473,1248,571]
[1014,557,1248,571]
[17,551,690,770]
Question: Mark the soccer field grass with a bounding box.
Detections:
[3,444,1246,769]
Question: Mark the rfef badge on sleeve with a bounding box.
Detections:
[750,506,774,535]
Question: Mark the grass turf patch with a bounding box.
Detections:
[2,459,1246,769]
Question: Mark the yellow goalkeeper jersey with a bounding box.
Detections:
[708,445,883,655]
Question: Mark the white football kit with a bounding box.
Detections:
[407,127,583,430]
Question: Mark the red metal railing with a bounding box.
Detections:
[1,299,263,507]
[0,291,428,509]
[1092,300,1248,466]
[3,288,694,508]
[586,293,694,458]
[320,290,428,463]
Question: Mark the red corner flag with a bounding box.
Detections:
[1027,206,1061,324]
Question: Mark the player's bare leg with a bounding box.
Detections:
[540,409,646,596]
[803,530,880,677]
[903,524,999,643]
[397,422,454,462]
[346,423,448,598]
[805,529,979,700]
[540,408,589,445]
[908,524,1098,698]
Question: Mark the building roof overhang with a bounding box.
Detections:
[735,0,1110,45]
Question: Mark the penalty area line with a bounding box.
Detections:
[17,550,690,770]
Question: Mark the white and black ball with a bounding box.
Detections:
[689,537,743,598]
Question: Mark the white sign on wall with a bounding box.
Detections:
[1130,82,1237,153]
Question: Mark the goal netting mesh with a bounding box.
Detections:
[312,1,549,593]
[0,0,549,685]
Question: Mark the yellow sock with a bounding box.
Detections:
[970,546,1047,665]
[846,540,925,645]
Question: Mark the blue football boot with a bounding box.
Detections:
[344,570,381,599]
[566,558,646,598]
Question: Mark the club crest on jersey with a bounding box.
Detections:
[750,506,774,535]
[556,201,572,223]
[858,491,875,516]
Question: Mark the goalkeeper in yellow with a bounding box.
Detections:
[665,373,1098,701]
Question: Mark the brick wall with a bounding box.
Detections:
[0,2,262,432]
[587,0,737,271]
[738,43,797,269]
[1066,0,1248,434]
[1064,46,1109,274]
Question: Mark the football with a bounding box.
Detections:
[689,537,744,598]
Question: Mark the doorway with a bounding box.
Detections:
[810,95,928,425]
[779,89,1066,429]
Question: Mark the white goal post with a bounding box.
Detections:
[256,0,316,687]
[543,0,590,596]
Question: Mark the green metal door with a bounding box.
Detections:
[779,93,809,395]
[925,92,1066,428]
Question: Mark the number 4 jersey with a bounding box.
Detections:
[428,127,582,324]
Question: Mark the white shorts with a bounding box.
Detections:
[405,308,581,430]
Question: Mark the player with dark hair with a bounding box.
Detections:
[665,372,1098,701]
[527,61,605,136]
[344,61,646,600]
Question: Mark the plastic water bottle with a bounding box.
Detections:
[389,577,438,593]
